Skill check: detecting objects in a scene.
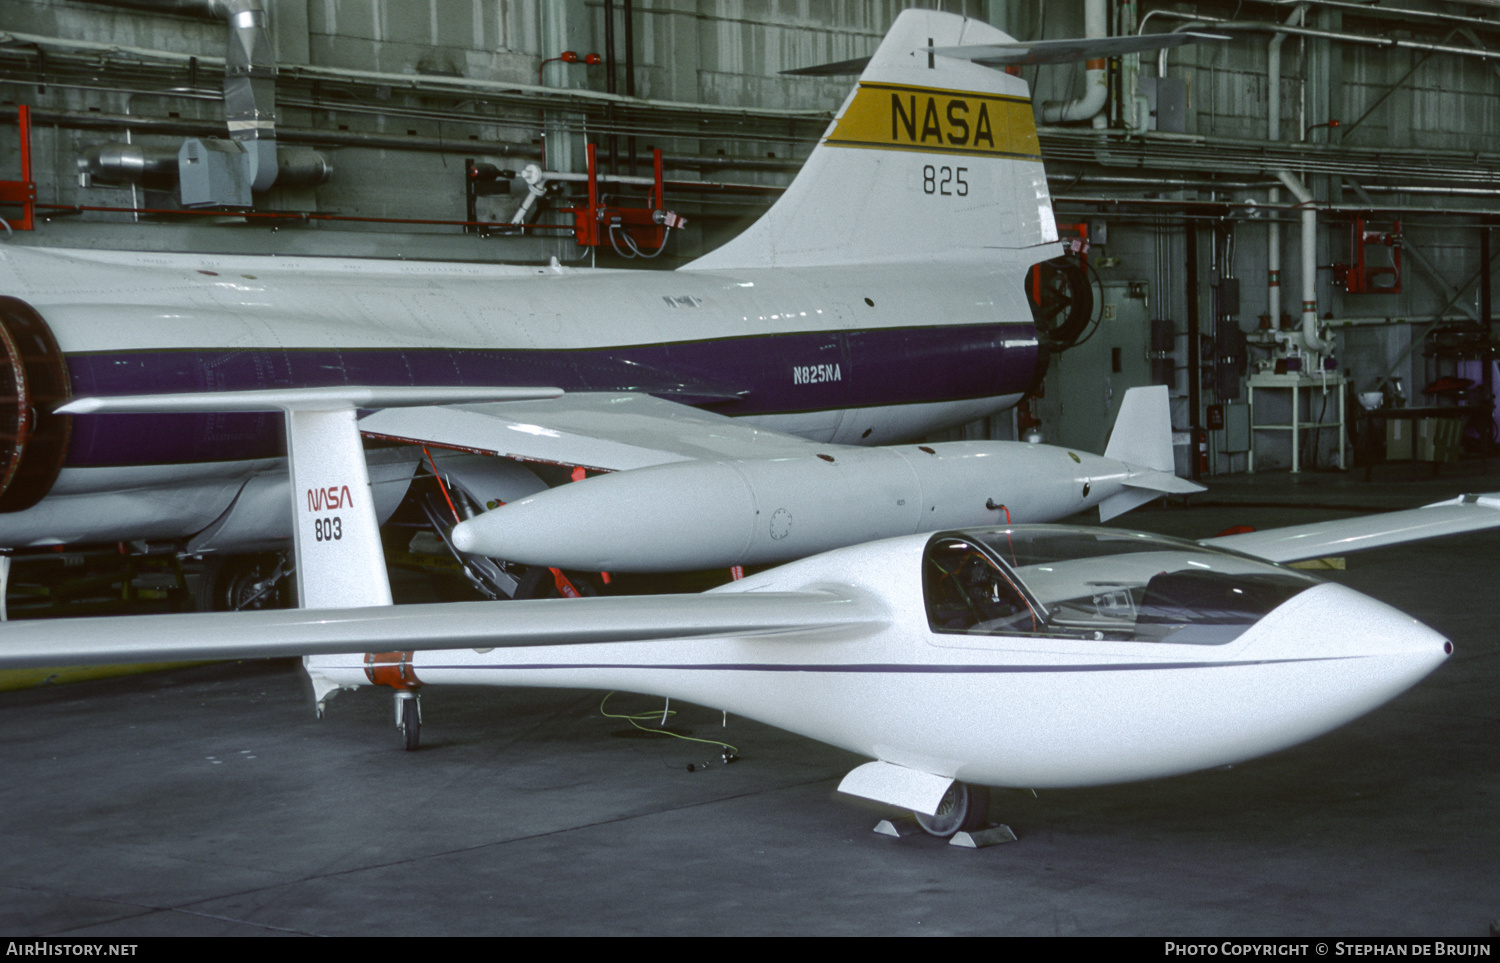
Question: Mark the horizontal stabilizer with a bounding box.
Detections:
[1099,472,1204,522]
[781,56,871,77]
[782,32,1224,75]
[1097,387,1203,521]
[1125,469,1205,495]
[926,31,1226,67]
[0,590,881,670]
[1203,493,1500,563]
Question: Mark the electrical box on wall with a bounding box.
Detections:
[1215,320,1248,401]
[1213,277,1240,317]
[1220,403,1250,453]
[1139,76,1188,133]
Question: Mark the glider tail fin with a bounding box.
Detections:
[682,9,1057,271]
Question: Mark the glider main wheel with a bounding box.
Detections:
[915,782,990,838]
[400,695,420,752]
[514,567,602,600]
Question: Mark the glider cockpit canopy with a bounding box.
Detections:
[924,527,1320,645]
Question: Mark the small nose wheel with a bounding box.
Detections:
[395,691,421,751]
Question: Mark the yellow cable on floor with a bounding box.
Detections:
[599,691,739,756]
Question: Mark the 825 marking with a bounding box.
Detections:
[923,165,968,196]
[314,516,343,541]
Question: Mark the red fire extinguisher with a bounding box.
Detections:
[1192,426,1209,479]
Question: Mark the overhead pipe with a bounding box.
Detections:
[1118,0,1150,135]
[1268,4,1330,358]
[1042,0,1109,126]
[624,0,637,173]
[1276,169,1332,356]
[1050,174,1279,190]
[1266,5,1306,335]
[1267,0,1500,34]
[0,28,843,124]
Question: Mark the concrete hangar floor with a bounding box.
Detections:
[1,466,1496,937]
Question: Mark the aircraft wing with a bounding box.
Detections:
[1201,493,1500,564]
[0,590,883,670]
[355,391,830,472]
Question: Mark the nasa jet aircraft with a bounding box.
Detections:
[0,381,1492,841]
[0,10,1204,602]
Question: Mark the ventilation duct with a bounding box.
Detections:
[72,0,322,201]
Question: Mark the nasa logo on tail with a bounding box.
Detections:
[824,83,1041,159]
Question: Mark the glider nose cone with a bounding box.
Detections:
[1175,583,1452,775]
[1311,582,1451,663]
[1247,582,1450,721]
[1253,581,1449,661]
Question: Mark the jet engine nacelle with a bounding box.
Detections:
[451,441,1127,573]
[0,297,70,513]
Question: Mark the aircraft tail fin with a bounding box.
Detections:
[1103,385,1176,474]
[1098,385,1203,521]
[682,9,1056,271]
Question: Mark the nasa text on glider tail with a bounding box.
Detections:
[0,10,1196,592]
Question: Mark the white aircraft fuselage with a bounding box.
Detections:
[399,531,1451,790]
[0,243,1039,547]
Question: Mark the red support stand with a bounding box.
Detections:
[565,143,679,250]
[0,105,36,231]
[1334,217,1401,294]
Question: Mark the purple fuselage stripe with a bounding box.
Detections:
[62,324,1038,466]
[412,657,1349,674]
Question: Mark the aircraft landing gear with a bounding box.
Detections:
[915,781,989,837]
[395,690,421,751]
[872,781,1018,848]
[197,552,292,611]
